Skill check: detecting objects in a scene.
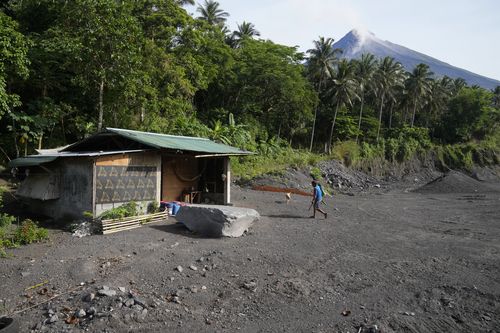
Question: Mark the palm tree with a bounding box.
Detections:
[406,63,433,127]
[234,21,260,39]
[353,53,377,142]
[196,0,229,26]
[326,59,359,153]
[306,37,342,151]
[374,57,405,140]
[175,0,195,5]
[493,86,500,108]
[451,77,467,95]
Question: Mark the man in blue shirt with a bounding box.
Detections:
[310,180,327,219]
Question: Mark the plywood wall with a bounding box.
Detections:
[162,156,199,202]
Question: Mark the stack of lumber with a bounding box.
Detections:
[101,211,168,234]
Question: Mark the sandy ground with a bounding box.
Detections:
[0,179,499,332]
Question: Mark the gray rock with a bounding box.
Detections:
[176,205,260,237]
[189,265,198,271]
[118,287,126,293]
[131,304,144,311]
[83,293,95,302]
[75,309,86,318]
[133,297,148,308]
[124,298,135,307]
[97,288,117,297]
[175,266,183,273]
[48,314,58,323]
[87,307,96,315]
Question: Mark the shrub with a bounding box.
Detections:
[13,219,49,245]
[310,167,322,180]
[100,201,138,220]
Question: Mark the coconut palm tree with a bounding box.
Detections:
[326,59,359,153]
[353,53,378,142]
[493,86,500,108]
[306,37,342,151]
[406,63,433,127]
[196,0,229,26]
[234,21,260,39]
[175,0,195,5]
[374,57,405,140]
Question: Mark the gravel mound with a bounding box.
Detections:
[414,171,497,194]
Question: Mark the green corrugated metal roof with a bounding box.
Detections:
[106,128,253,155]
[8,156,58,168]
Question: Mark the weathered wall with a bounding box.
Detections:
[94,152,161,217]
[23,158,94,220]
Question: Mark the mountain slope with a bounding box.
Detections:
[333,30,500,90]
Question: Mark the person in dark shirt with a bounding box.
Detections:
[310,180,327,219]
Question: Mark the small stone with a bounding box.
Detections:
[47,309,55,316]
[133,297,148,308]
[190,286,198,293]
[242,281,257,292]
[118,287,126,293]
[176,266,183,273]
[97,288,116,297]
[86,307,96,315]
[124,298,135,307]
[84,293,95,302]
[21,272,30,277]
[201,286,207,290]
[173,296,181,304]
[48,314,58,323]
[197,257,205,262]
[75,309,86,318]
[131,304,144,311]
[189,265,198,271]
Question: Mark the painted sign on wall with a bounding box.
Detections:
[95,166,156,204]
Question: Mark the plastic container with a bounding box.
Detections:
[172,203,180,216]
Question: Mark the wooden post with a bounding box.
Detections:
[224,157,231,205]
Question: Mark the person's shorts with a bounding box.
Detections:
[314,200,322,209]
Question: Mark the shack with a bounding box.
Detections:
[8,128,252,220]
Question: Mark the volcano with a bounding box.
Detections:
[333,29,500,90]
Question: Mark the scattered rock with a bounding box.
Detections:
[176,266,184,273]
[118,287,126,293]
[48,314,58,323]
[242,281,257,292]
[75,309,86,318]
[124,298,135,307]
[189,265,198,271]
[83,293,95,302]
[97,288,117,297]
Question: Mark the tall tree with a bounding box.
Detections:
[53,0,144,132]
[406,63,433,127]
[306,37,342,151]
[374,57,404,140]
[196,0,229,26]
[354,53,377,142]
[0,11,30,120]
[326,59,358,153]
[233,21,260,42]
[492,86,500,108]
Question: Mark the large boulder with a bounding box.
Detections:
[175,205,259,237]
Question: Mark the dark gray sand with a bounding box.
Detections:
[0,175,499,332]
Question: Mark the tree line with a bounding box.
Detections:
[1,0,499,162]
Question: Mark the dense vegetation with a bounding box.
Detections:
[1,0,499,174]
[0,187,49,256]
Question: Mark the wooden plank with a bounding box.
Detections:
[100,212,168,234]
[101,211,168,224]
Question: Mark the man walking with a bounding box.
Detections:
[310,180,327,219]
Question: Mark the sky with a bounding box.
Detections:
[185,0,500,80]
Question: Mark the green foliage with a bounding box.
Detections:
[13,219,49,245]
[310,167,322,180]
[437,87,496,143]
[0,11,30,120]
[331,141,360,167]
[147,201,160,214]
[232,147,326,181]
[100,202,138,220]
